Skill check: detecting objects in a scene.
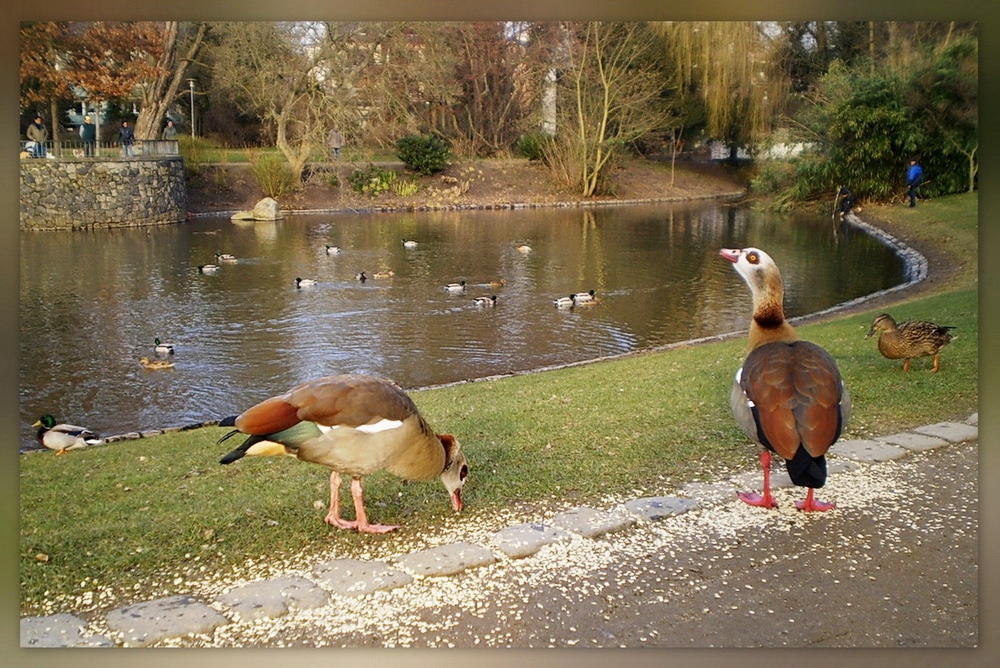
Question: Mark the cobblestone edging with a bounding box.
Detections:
[20,157,188,230]
[20,415,977,647]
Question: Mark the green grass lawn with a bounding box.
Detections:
[18,193,978,616]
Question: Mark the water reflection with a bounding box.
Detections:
[19,202,904,451]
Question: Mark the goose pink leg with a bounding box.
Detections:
[738,450,779,508]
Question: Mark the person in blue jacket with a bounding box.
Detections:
[906,158,924,207]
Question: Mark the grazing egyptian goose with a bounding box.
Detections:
[154,338,175,355]
[216,374,468,533]
[325,245,342,255]
[32,414,101,454]
[865,313,956,372]
[197,264,219,274]
[474,295,497,307]
[215,252,237,263]
[402,239,419,249]
[295,277,318,289]
[139,356,175,370]
[721,247,851,512]
[445,280,467,293]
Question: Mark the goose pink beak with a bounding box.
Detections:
[451,489,463,512]
[720,248,740,263]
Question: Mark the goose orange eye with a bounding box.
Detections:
[746,252,759,264]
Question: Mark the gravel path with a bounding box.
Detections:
[22,417,978,650]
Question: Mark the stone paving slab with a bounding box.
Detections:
[878,431,950,451]
[621,496,698,521]
[217,575,329,621]
[103,595,230,647]
[312,558,413,596]
[490,522,573,559]
[913,421,978,443]
[550,505,636,538]
[20,613,114,648]
[829,439,909,462]
[393,542,497,578]
[680,481,735,506]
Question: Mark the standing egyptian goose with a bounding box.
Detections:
[721,247,851,512]
[865,313,956,372]
[216,374,468,533]
[32,414,101,454]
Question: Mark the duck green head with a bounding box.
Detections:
[34,414,56,429]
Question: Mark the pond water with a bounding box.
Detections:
[19,201,904,452]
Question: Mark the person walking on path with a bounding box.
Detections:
[328,126,344,160]
[119,120,135,157]
[161,120,178,140]
[80,115,97,157]
[26,115,48,158]
[907,157,924,207]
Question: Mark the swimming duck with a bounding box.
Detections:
[197,264,219,274]
[573,289,597,303]
[154,338,175,355]
[32,414,101,454]
[721,247,851,512]
[445,280,467,293]
[487,279,506,288]
[325,245,342,255]
[216,374,469,534]
[356,271,367,283]
[295,277,318,289]
[865,313,956,372]
[474,295,498,307]
[553,295,577,309]
[516,244,532,254]
[373,270,395,279]
[402,239,419,249]
[140,356,175,370]
[215,252,237,263]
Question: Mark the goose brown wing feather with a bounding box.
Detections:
[741,341,846,460]
[285,374,419,427]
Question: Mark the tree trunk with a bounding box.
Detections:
[134,22,207,140]
[49,98,61,157]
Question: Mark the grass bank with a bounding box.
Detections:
[19,194,978,616]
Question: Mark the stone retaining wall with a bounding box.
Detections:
[20,157,188,230]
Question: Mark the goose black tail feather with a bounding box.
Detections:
[218,433,267,465]
[785,447,827,489]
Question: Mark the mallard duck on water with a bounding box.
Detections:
[865,313,956,372]
[32,414,102,454]
[473,295,497,307]
[154,338,175,355]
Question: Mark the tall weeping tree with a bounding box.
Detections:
[656,21,786,159]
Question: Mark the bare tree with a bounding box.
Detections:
[543,22,668,197]
[133,22,208,140]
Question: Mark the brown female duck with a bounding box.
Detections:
[865,313,956,372]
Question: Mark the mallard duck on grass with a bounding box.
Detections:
[865,313,956,372]
[32,414,102,454]
[140,356,175,370]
